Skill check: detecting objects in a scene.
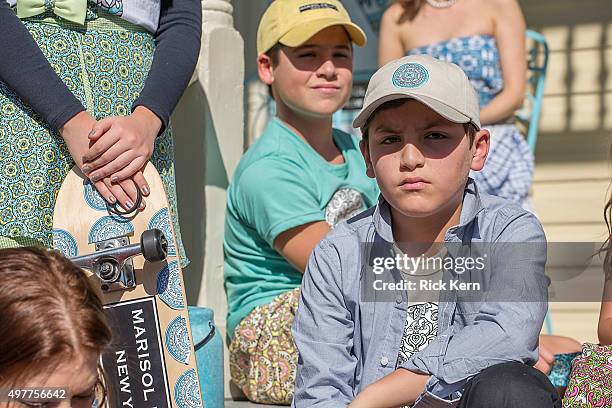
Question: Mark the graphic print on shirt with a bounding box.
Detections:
[324,188,365,227]
[96,0,123,15]
[397,302,439,366]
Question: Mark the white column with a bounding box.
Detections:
[197,0,244,318]
[173,1,243,399]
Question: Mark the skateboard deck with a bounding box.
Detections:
[52,164,203,408]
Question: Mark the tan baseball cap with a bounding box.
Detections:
[257,0,367,55]
[353,55,481,130]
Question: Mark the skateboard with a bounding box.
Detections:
[52,164,203,408]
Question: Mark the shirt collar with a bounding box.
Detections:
[373,178,484,243]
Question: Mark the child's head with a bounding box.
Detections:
[0,247,111,407]
[256,0,367,119]
[354,55,490,219]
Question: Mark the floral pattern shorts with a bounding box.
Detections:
[229,287,300,405]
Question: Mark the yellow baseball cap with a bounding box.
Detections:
[257,0,367,55]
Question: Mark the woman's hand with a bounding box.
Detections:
[93,170,150,212]
[59,110,97,170]
[59,111,149,210]
[82,106,161,190]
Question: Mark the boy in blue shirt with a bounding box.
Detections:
[292,55,560,407]
[224,0,379,404]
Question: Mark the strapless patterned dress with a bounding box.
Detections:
[408,34,534,205]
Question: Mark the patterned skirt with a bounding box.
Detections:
[0,9,187,264]
[562,343,611,407]
[470,124,534,205]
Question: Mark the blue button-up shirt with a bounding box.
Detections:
[292,179,549,407]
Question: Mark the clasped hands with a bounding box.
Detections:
[60,106,162,212]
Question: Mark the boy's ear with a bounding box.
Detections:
[470,129,490,171]
[257,53,275,86]
[359,139,375,178]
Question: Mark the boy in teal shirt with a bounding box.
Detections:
[223,0,378,404]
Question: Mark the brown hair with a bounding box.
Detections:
[0,247,111,391]
[360,98,478,146]
[265,44,282,99]
[265,43,282,67]
[395,0,426,22]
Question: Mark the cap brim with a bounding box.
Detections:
[353,93,474,129]
[279,18,367,48]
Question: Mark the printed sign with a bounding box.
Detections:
[102,297,171,408]
[345,80,369,110]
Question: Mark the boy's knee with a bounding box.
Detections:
[459,362,561,408]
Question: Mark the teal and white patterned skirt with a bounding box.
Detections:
[0,8,187,265]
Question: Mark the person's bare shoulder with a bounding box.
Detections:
[488,0,524,19]
[488,0,520,8]
[381,2,406,28]
[487,0,526,31]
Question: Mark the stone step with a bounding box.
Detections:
[224,400,278,408]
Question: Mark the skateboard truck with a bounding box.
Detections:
[71,229,168,292]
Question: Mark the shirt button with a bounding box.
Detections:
[380,356,389,367]
[395,294,403,304]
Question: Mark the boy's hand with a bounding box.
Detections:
[82,106,161,187]
[534,344,554,375]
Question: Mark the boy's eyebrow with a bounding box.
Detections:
[418,118,455,130]
[372,123,402,134]
[372,118,456,134]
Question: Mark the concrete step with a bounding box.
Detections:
[224,400,279,408]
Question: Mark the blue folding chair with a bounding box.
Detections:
[516,30,553,334]
[516,29,550,154]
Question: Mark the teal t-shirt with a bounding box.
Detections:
[224,118,379,338]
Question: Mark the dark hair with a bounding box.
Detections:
[395,0,426,22]
[0,247,111,399]
[360,98,478,146]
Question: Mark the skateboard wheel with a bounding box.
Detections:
[141,229,168,262]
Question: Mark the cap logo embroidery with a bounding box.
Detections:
[392,63,429,89]
[299,3,338,12]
